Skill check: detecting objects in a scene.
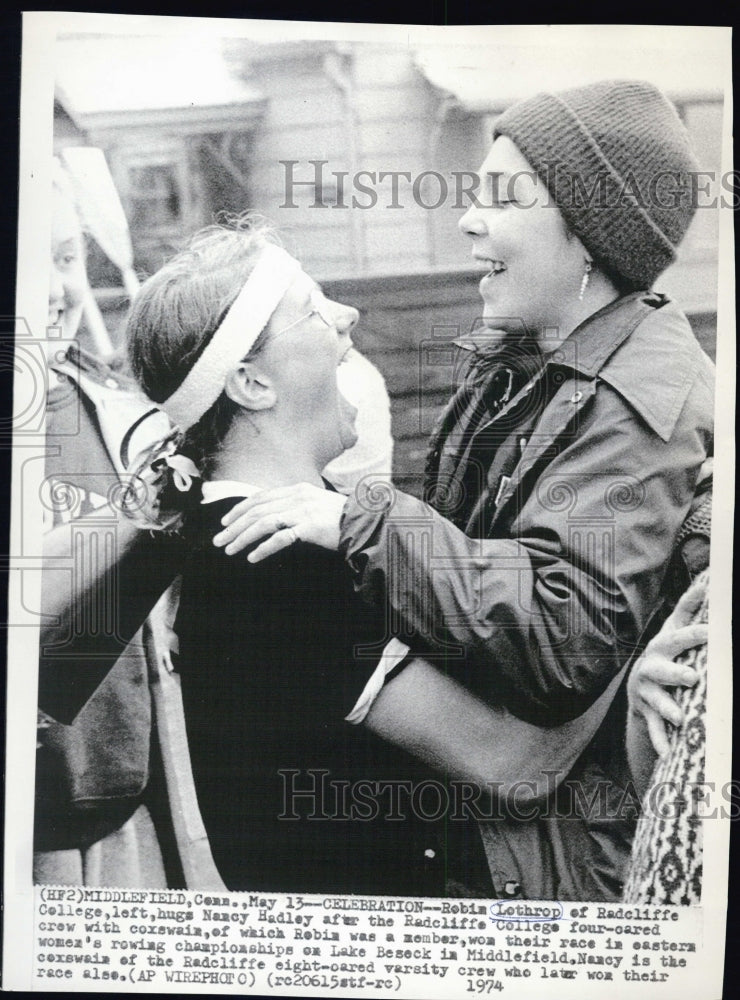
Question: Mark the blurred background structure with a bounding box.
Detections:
[54,33,724,486]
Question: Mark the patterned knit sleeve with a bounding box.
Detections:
[622,569,709,904]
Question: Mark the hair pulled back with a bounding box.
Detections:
[128,213,277,474]
[125,214,278,526]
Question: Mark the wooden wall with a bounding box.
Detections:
[246,43,477,282]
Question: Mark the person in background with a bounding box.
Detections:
[35,161,172,887]
[623,479,711,904]
[213,80,714,901]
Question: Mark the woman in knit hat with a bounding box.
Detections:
[215,80,714,901]
[463,79,701,346]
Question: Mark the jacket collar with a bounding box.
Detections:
[545,291,703,443]
[547,291,662,378]
[51,342,170,473]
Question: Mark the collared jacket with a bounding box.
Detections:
[339,292,714,899]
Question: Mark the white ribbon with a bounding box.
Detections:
[164,453,201,492]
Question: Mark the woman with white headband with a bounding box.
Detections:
[128,216,564,894]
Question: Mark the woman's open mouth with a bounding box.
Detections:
[476,257,507,292]
[482,258,507,277]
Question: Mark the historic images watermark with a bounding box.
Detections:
[279,161,740,211]
[278,770,740,823]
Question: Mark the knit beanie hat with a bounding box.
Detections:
[492,80,699,290]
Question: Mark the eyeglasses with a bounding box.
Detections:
[270,287,334,340]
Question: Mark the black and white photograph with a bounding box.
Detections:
[3,13,734,996]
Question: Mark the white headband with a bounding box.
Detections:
[162,244,302,432]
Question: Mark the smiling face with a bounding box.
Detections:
[459,136,589,344]
[255,270,360,468]
[49,187,87,340]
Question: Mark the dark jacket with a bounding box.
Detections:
[174,498,454,897]
[338,292,714,899]
[36,346,165,847]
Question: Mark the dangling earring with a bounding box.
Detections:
[578,259,593,301]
